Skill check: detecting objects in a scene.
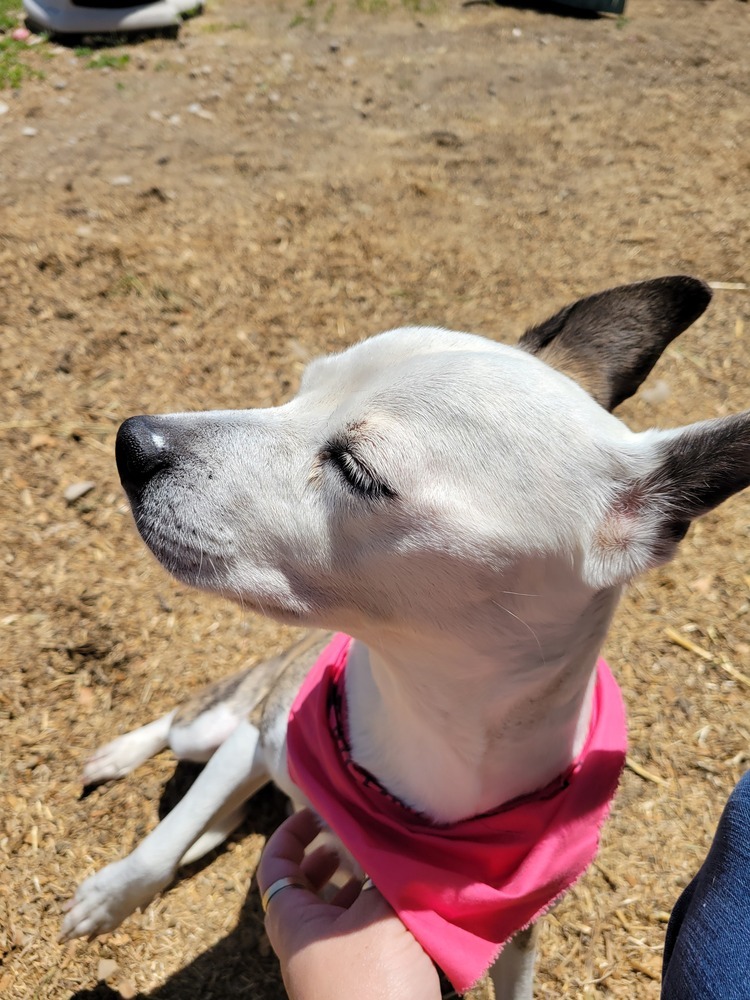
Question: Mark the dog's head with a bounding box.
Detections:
[116,276,749,640]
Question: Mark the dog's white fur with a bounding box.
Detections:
[61,279,750,999]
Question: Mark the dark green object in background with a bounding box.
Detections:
[555,0,626,11]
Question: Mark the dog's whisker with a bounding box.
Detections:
[491,599,546,668]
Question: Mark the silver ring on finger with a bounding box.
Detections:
[261,876,308,913]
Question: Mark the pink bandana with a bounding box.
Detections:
[287,634,627,992]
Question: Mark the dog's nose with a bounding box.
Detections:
[116,415,174,496]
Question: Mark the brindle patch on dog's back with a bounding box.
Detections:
[171,631,331,732]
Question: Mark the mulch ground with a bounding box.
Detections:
[1,0,749,997]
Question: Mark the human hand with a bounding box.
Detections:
[258,808,441,1000]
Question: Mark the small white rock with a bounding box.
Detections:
[64,481,96,503]
[22,126,38,137]
[641,379,671,405]
[111,175,133,186]
[512,27,522,38]
[187,102,214,120]
[0,101,9,117]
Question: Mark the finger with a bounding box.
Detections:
[257,809,322,895]
[330,876,363,909]
[263,873,323,958]
[300,844,340,890]
[347,883,394,921]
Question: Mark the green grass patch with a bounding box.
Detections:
[85,52,130,69]
[0,0,20,30]
[0,37,45,89]
[0,0,41,89]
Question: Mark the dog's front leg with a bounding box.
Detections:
[487,925,537,1000]
[60,719,268,941]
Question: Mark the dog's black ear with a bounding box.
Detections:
[585,412,750,588]
[519,276,712,411]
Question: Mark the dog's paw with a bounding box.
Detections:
[82,729,161,785]
[59,858,171,941]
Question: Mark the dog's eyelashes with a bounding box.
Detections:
[324,442,396,502]
[329,447,381,499]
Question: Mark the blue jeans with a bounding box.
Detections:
[662,771,750,999]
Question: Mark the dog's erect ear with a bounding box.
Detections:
[519,276,712,411]
[584,412,750,589]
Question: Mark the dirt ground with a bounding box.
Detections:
[1,0,749,997]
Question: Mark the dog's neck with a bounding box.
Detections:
[343,582,622,823]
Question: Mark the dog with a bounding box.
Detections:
[60,276,750,998]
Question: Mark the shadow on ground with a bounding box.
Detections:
[68,783,289,1000]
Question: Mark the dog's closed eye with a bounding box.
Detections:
[323,440,396,502]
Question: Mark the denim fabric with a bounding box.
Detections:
[662,771,750,999]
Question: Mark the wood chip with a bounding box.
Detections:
[665,628,750,687]
[77,686,95,707]
[664,627,713,660]
[716,659,750,689]
[707,281,749,291]
[593,860,620,890]
[631,959,660,981]
[626,757,667,786]
[63,481,96,503]
[614,908,632,932]
[97,958,119,981]
[29,433,57,449]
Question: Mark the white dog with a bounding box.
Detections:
[61,276,750,998]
